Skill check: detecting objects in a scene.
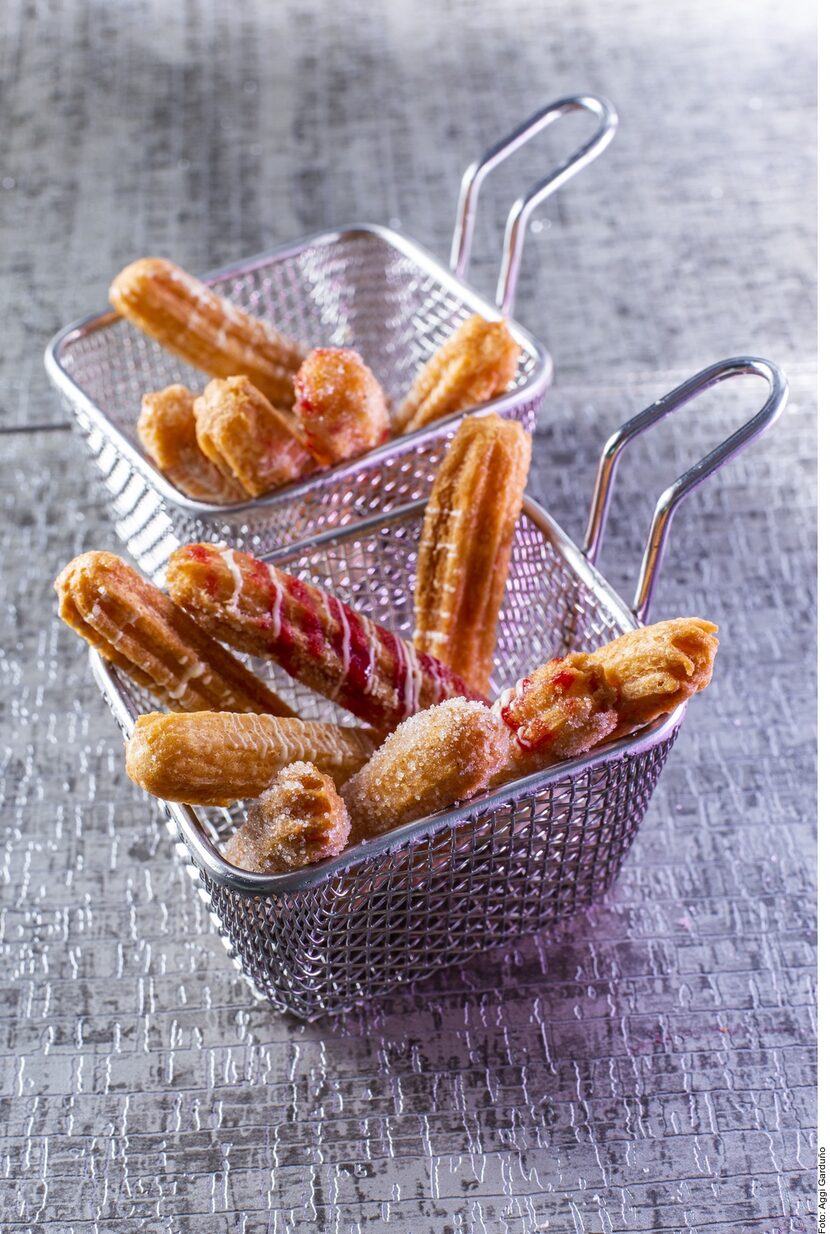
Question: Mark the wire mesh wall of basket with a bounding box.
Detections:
[45,96,620,581]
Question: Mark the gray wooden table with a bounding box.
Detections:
[1,1,816,1230]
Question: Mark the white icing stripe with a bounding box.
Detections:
[220,548,244,612]
[400,638,422,716]
[331,597,352,696]
[267,564,285,643]
[362,618,378,697]
[169,658,206,700]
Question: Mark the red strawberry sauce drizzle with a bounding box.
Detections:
[194,544,485,729]
[373,626,405,724]
[286,575,324,662]
[335,604,376,720]
[501,658,576,751]
[428,650,481,702]
[551,669,575,691]
[183,544,220,599]
[247,557,276,631]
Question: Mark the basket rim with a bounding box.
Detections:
[90,492,686,899]
[43,222,554,518]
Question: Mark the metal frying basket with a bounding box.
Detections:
[44,96,617,582]
[90,358,786,1019]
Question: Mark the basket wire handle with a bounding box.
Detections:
[450,94,618,315]
[583,357,788,623]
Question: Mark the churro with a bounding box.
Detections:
[110,257,305,407]
[137,384,246,503]
[125,711,377,804]
[396,315,521,432]
[494,619,719,780]
[494,652,618,782]
[167,543,483,732]
[194,376,313,497]
[225,763,351,874]
[55,551,293,716]
[591,618,719,736]
[341,698,509,839]
[293,347,390,464]
[414,414,531,694]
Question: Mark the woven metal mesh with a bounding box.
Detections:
[98,502,683,1019]
[200,742,675,1018]
[50,230,547,580]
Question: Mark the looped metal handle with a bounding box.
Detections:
[583,357,788,623]
[450,94,618,315]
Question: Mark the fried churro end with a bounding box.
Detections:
[55,550,294,717]
[110,256,306,407]
[591,618,719,734]
[293,347,390,464]
[138,384,247,503]
[194,375,312,497]
[225,762,351,874]
[396,315,521,432]
[497,652,619,772]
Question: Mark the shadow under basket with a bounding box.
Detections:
[90,356,786,1018]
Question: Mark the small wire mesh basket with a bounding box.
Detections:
[44,96,616,581]
[90,358,786,1018]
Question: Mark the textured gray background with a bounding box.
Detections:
[1,0,817,1230]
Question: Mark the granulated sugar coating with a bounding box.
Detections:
[225,762,350,874]
[341,697,509,839]
[293,346,390,464]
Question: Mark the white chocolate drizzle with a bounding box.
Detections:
[266,563,286,643]
[220,547,244,612]
[168,658,207,701]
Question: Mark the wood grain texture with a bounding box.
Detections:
[0,0,815,1229]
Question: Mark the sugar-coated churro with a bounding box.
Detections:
[194,376,314,497]
[110,257,305,407]
[414,414,531,694]
[138,384,246,503]
[167,542,484,732]
[396,315,521,433]
[225,762,351,874]
[125,711,377,804]
[55,551,294,716]
[293,347,390,464]
[341,697,509,839]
